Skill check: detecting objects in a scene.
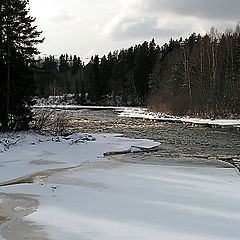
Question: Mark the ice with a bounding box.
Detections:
[117,107,240,128]
[1,131,240,240]
[33,104,240,128]
[26,165,240,240]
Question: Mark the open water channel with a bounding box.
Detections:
[41,108,240,169]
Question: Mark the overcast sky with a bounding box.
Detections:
[29,0,239,60]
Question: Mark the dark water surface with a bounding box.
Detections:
[43,109,240,168]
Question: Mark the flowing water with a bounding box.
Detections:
[40,108,240,169]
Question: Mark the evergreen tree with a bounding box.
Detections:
[41,56,57,96]
[71,55,82,103]
[99,55,111,97]
[0,0,43,130]
[58,54,71,93]
[32,27,240,116]
[134,41,153,104]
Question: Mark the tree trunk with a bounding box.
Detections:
[183,44,192,110]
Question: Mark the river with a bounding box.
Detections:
[40,108,240,168]
[1,107,240,240]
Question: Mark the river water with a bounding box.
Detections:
[41,108,240,168]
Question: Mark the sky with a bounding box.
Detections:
[29,0,240,60]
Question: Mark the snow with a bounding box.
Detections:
[1,132,240,240]
[33,103,240,128]
[0,132,158,183]
[117,107,240,128]
[34,104,126,111]
[129,146,142,152]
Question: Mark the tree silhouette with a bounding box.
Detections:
[0,0,43,130]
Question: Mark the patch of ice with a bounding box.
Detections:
[129,146,142,152]
[14,206,26,211]
[117,108,240,128]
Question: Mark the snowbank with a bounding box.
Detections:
[33,104,240,128]
[0,132,158,183]
[117,108,240,128]
[33,104,126,111]
[1,132,240,240]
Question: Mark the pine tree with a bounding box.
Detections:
[0,0,43,130]
[134,41,152,104]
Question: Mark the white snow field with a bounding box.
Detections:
[0,132,240,240]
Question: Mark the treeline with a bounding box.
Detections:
[35,25,240,117]
[34,39,158,106]
[2,3,239,131]
[149,26,240,117]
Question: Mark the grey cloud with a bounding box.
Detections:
[133,0,240,20]
[104,0,238,42]
[106,16,181,41]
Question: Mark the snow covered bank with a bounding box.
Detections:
[0,132,158,183]
[2,163,240,240]
[118,108,240,129]
[33,104,240,129]
[0,132,160,239]
[33,104,126,111]
[1,131,240,240]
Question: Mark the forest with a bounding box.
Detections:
[1,0,240,131]
[34,39,158,107]
[35,25,240,118]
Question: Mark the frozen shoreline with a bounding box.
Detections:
[1,132,240,240]
[33,104,240,129]
[117,107,240,129]
[0,132,160,240]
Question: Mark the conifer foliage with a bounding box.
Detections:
[149,25,240,117]
[0,0,43,130]
[35,40,158,106]
[33,25,240,118]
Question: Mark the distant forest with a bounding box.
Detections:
[35,25,240,118]
[34,39,157,106]
[3,1,239,131]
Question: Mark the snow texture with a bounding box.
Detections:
[33,104,240,128]
[117,107,240,128]
[1,132,240,240]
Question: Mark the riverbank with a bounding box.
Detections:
[0,131,160,240]
[1,108,240,240]
[34,105,240,129]
[32,107,240,169]
[1,131,240,240]
[117,107,240,129]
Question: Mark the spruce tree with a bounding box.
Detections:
[0,0,43,130]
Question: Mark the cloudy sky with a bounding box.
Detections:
[29,0,239,59]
